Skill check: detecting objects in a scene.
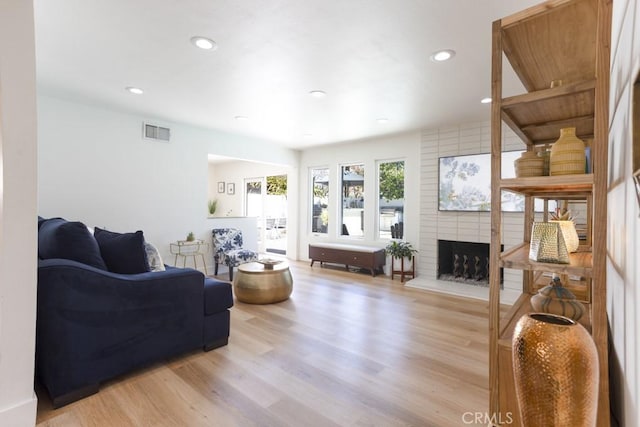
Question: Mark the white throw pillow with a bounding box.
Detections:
[144,242,166,272]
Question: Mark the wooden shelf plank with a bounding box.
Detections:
[501,0,597,92]
[501,80,595,144]
[500,242,593,277]
[498,292,592,347]
[500,174,593,196]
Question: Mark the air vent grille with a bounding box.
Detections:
[143,122,170,142]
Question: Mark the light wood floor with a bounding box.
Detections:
[36,261,504,427]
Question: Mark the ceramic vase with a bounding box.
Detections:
[550,127,586,175]
[531,275,585,320]
[512,313,599,427]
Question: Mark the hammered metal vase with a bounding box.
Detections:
[512,313,598,427]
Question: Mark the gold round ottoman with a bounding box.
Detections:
[233,261,293,304]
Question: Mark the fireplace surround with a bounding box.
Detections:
[437,239,503,286]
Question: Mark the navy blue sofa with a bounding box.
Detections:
[36,217,233,408]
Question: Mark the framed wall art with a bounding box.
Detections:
[227,183,235,195]
[217,182,225,193]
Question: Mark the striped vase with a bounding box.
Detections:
[549,127,586,175]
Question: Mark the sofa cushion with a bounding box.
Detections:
[38,218,107,270]
[203,278,234,314]
[144,241,166,272]
[94,227,150,274]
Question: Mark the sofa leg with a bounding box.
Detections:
[214,260,219,275]
[51,383,100,409]
[228,265,234,281]
[203,336,229,352]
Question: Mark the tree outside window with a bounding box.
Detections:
[378,160,405,239]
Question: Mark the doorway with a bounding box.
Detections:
[244,175,288,255]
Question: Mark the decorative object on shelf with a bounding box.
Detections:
[549,209,580,253]
[186,232,195,242]
[537,147,551,175]
[514,150,544,177]
[463,254,470,279]
[385,240,417,282]
[529,222,570,264]
[257,258,282,270]
[217,182,225,193]
[550,79,563,88]
[512,313,599,427]
[550,127,586,176]
[227,182,235,195]
[208,199,218,216]
[531,274,585,321]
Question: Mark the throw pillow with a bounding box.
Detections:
[144,241,166,272]
[94,227,150,274]
[38,218,108,270]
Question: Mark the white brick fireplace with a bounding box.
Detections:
[406,121,523,304]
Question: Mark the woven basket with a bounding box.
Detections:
[550,127,586,175]
[515,151,544,177]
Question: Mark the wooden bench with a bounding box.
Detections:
[309,243,386,276]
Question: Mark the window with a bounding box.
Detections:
[378,160,405,239]
[341,164,364,237]
[311,168,329,233]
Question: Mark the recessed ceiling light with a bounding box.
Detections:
[126,86,144,95]
[234,115,249,121]
[376,118,389,124]
[303,133,313,137]
[430,49,456,62]
[309,90,326,98]
[481,97,492,104]
[190,36,217,50]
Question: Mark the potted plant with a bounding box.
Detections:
[385,240,417,281]
[208,199,218,216]
[186,232,195,242]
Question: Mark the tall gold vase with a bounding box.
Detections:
[512,313,599,427]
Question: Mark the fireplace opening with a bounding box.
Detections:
[437,240,503,287]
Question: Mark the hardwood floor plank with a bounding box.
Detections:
[36,261,499,427]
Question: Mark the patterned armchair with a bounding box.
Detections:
[212,228,259,280]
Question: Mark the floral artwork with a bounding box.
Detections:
[438,151,526,212]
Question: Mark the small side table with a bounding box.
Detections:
[391,256,415,282]
[170,240,209,274]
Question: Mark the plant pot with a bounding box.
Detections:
[391,256,415,282]
[512,313,598,426]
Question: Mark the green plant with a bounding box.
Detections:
[385,240,417,259]
[208,199,218,215]
[186,232,195,242]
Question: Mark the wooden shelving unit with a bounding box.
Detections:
[488,0,611,426]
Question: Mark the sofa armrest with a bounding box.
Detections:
[36,258,205,400]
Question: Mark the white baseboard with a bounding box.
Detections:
[0,392,37,427]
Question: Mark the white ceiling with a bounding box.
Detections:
[33,0,540,150]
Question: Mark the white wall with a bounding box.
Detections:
[298,131,421,270]
[38,95,299,271]
[607,0,639,425]
[0,0,39,425]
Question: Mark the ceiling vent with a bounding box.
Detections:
[143,122,171,142]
